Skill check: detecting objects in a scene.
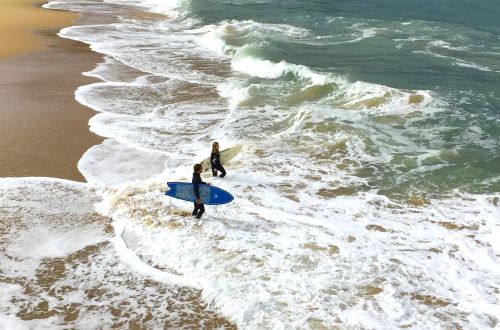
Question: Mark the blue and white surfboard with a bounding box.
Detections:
[165,182,234,205]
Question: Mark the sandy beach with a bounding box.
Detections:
[0,0,102,181]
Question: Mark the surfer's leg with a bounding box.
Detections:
[212,167,218,177]
[218,164,226,178]
[196,204,205,219]
[192,202,199,216]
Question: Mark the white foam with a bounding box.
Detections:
[312,24,378,45]
[429,40,468,51]
[0,178,224,328]
[402,37,498,73]
[79,139,169,187]
[137,0,189,17]
[6,224,106,259]
[59,22,227,84]
[86,99,230,155]
[231,53,328,85]
[96,177,500,329]
[0,284,24,330]
[111,220,201,288]
[347,24,378,43]
[0,314,28,330]
[0,178,109,277]
[454,60,493,72]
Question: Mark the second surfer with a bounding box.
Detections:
[210,142,226,178]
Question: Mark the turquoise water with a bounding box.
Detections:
[191,0,500,198]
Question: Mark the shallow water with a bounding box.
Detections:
[0,178,234,328]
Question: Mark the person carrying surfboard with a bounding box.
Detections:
[210,142,227,178]
[192,163,211,219]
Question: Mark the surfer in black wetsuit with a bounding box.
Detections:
[192,163,210,219]
[210,142,226,178]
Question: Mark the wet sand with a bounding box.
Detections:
[0,1,102,181]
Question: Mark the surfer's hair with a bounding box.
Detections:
[212,141,219,152]
[194,163,203,172]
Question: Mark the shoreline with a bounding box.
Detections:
[0,2,103,181]
[0,2,238,328]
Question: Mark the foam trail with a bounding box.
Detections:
[111,220,201,289]
[79,139,169,187]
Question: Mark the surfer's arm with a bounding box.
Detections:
[200,179,211,186]
[194,184,201,199]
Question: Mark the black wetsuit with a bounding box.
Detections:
[192,172,206,219]
[210,151,226,178]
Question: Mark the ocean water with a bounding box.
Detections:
[1,0,499,328]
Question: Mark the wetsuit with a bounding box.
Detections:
[192,171,206,219]
[210,151,226,178]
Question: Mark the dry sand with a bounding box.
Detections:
[0,1,102,181]
[0,0,77,60]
